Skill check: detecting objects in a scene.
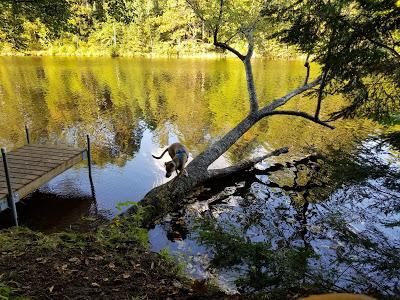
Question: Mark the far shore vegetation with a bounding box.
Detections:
[0,0,299,58]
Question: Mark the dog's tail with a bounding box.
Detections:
[152,148,168,159]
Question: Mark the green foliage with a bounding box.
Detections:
[0,0,296,58]
[0,282,13,300]
[0,204,150,253]
[263,0,400,121]
[0,0,70,50]
[195,218,322,295]
[116,200,137,211]
[96,207,150,248]
[159,248,186,278]
[0,282,26,300]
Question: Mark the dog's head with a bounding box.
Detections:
[164,161,176,178]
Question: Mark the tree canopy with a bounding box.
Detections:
[187,0,399,122]
[0,0,70,49]
[264,0,400,121]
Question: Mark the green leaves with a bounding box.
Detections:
[0,0,70,49]
[264,0,400,121]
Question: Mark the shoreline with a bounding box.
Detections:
[0,50,304,60]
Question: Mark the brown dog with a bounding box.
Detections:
[152,142,189,178]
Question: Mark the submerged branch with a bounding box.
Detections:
[208,147,289,179]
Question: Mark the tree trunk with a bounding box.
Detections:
[137,114,258,212]
[131,113,287,221]
[128,20,333,221]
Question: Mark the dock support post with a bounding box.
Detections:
[25,125,30,144]
[1,148,19,227]
[86,135,95,199]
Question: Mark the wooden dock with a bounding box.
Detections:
[0,142,91,226]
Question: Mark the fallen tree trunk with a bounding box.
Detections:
[133,146,289,221]
[207,147,288,179]
[127,10,334,222]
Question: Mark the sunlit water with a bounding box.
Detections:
[0,57,398,295]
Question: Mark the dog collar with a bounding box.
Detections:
[176,148,187,158]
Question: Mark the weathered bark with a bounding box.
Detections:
[137,113,264,214]
[135,145,289,220]
[208,147,288,179]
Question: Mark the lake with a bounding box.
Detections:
[0,57,399,295]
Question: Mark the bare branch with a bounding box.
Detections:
[262,110,335,129]
[223,29,240,44]
[258,76,322,116]
[208,147,289,179]
[304,54,310,84]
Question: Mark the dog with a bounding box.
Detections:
[152,142,189,178]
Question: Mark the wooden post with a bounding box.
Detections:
[86,135,95,199]
[1,148,19,226]
[25,125,30,144]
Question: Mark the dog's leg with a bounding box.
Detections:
[183,169,188,177]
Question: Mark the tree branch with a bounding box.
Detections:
[315,68,329,119]
[208,147,289,179]
[258,76,322,116]
[304,53,310,85]
[213,0,246,60]
[243,31,258,114]
[337,16,400,59]
[262,110,335,129]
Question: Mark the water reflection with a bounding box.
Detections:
[149,136,399,296]
[1,57,396,294]
[0,57,371,224]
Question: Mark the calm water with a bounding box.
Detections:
[0,57,399,295]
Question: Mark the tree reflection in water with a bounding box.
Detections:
[157,136,399,297]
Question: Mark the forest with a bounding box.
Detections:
[0,0,295,57]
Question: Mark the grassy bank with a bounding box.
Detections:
[0,214,228,299]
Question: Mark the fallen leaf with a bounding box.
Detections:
[69,257,80,263]
[49,286,54,293]
[173,281,183,288]
[108,263,115,269]
[122,273,131,279]
[91,282,101,287]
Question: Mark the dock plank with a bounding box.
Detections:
[3,158,59,168]
[12,148,80,159]
[0,144,86,212]
[0,168,43,179]
[24,144,83,154]
[7,154,74,164]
